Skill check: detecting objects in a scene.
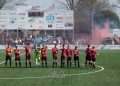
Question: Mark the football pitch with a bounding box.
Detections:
[0,50,120,86]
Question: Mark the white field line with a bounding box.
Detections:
[0,53,104,80]
[0,53,25,65]
[0,65,104,80]
[64,65,104,77]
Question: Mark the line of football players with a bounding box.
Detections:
[5,44,97,68]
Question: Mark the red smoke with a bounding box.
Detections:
[92,22,111,44]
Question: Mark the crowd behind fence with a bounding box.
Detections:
[0,30,120,45]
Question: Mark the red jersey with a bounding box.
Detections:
[91,49,97,59]
[86,48,91,56]
[52,47,58,55]
[14,49,20,58]
[61,48,66,57]
[66,48,72,57]
[41,48,47,57]
[25,46,31,56]
[74,49,79,57]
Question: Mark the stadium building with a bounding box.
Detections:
[0,3,74,45]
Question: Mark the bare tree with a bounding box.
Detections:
[55,0,110,13]
[0,0,26,10]
[0,0,8,9]
[55,0,81,12]
[55,0,111,37]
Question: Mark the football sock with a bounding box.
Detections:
[5,62,7,67]
[19,62,21,68]
[26,62,27,68]
[42,61,44,67]
[63,61,65,67]
[70,62,72,67]
[75,61,76,67]
[56,62,57,67]
[53,62,54,67]
[85,61,87,67]
[10,61,11,67]
[67,61,69,67]
[46,62,47,67]
[15,62,17,67]
[78,61,80,67]
[29,61,31,68]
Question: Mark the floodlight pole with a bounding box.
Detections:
[26,29,28,38]
[6,29,8,37]
[45,29,46,38]
[6,29,8,44]
[73,11,75,43]
[91,0,94,44]
[54,29,55,41]
[73,29,74,43]
[17,27,19,39]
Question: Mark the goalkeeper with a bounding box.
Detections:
[35,45,41,67]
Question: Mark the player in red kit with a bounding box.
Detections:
[60,45,66,67]
[25,43,31,68]
[85,45,92,67]
[66,45,72,67]
[52,44,58,67]
[73,46,80,67]
[91,46,97,69]
[41,45,47,67]
[14,45,21,67]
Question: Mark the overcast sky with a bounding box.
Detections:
[25,0,54,9]
[24,0,120,14]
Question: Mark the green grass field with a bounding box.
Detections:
[0,50,120,86]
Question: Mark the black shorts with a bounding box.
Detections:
[86,57,92,61]
[74,56,79,61]
[53,54,57,60]
[86,55,92,61]
[61,56,65,60]
[6,54,11,61]
[26,54,31,60]
[92,58,96,62]
[15,57,20,61]
[41,56,47,61]
[67,57,72,61]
